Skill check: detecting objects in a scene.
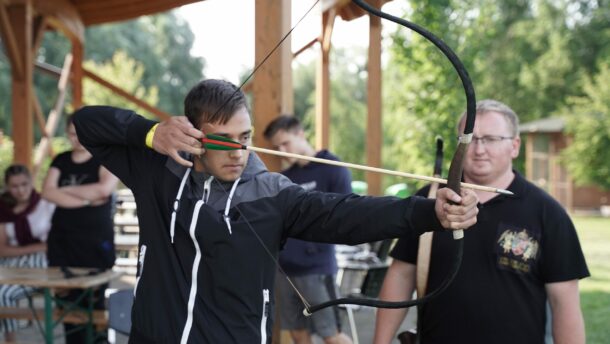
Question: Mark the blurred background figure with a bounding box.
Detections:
[0,164,55,343]
[42,114,118,344]
[265,115,353,344]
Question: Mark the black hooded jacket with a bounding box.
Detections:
[73,106,444,343]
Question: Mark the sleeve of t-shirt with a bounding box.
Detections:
[50,152,67,171]
[539,197,590,283]
[390,185,434,264]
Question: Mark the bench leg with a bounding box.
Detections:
[44,288,53,344]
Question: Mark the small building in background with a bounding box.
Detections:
[520,117,610,215]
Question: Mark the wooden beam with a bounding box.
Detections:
[315,8,335,150]
[31,14,46,54]
[83,68,171,121]
[365,5,382,195]
[0,3,24,78]
[31,88,47,136]
[252,0,291,173]
[34,59,62,77]
[28,0,83,43]
[280,0,293,115]
[9,1,34,168]
[71,39,83,109]
[33,53,72,177]
[293,36,319,59]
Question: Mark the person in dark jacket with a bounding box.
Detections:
[72,79,479,344]
[264,115,353,344]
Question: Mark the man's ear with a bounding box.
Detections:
[511,136,521,159]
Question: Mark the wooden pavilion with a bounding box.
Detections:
[521,117,610,213]
[0,0,390,194]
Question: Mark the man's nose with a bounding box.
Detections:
[229,148,243,158]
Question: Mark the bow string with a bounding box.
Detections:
[204,0,476,315]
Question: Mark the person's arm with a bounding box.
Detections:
[41,167,91,208]
[57,166,119,203]
[0,224,46,257]
[546,280,585,344]
[374,260,416,344]
[281,184,477,244]
[73,106,204,186]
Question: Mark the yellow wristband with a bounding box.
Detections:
[145,123,159,149]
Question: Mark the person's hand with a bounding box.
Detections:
[153,116,205,167]
[434,188,479,230]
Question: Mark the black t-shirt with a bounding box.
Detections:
[47,151,115,269]
[392,172,589,344]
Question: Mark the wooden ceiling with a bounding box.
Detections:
[71,0,201,26]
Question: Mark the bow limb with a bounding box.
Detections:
[303,0,476,314]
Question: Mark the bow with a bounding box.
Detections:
[300,0,476,314]
[206,0,476,315]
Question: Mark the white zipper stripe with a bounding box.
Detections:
[133,245,147,297]
[260,289,270,344]
[171,168,191,244]
[179,200,205,344]
[223,178,240,235]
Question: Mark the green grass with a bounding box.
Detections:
[573,216,610,344]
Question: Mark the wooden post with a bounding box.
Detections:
[72,39,83,109]
[366,4,382,195]
[8,1,34,168]
[315,8,335,150]
[252,0,292,173]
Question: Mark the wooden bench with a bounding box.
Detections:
[0,307,108,331]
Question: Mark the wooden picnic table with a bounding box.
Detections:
[0,267,123,344]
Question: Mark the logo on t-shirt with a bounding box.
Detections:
[61,174,89,186]
[300,181,317,191]
[496,226,539,273]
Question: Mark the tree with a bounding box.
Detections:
[0,10,204,135]
[383,0,609,187]
[82,51,159,117]
[84,12,204,115]
[561,61,610,190]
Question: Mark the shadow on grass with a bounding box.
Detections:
[581,290,610,344]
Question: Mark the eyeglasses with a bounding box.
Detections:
[466,135,514,146]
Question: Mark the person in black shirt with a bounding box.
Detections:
[374,99,589,344]
[42,115,119,343]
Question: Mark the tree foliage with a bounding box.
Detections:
[0,10,204,136]
[561,61,610,189]
[382,0,609,188]
[83,51,159,117]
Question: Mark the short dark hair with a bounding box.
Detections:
[263,115,302,140]
[184,79,249,128]
[1,164,31,207]
[4,164,30,184]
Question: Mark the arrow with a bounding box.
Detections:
[202,134,512,195]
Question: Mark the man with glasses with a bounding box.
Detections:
[374,99,589,344]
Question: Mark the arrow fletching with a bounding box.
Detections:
[202,134,244,151]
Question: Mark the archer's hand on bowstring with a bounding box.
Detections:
[152,116,206,167]
[434,188,479,230]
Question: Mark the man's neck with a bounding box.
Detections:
[71,149,92,163]
[466,169,515,204]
